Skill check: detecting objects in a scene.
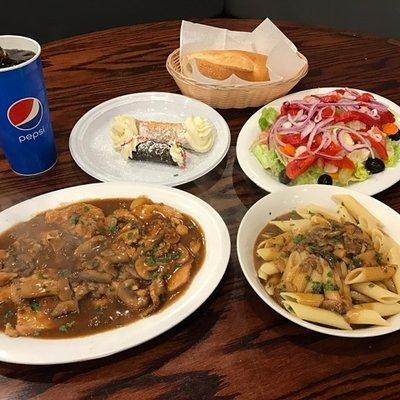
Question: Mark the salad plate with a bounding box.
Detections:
[237,87,400,195]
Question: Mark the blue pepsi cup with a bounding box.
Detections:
[0,36,57,175]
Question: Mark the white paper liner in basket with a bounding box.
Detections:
[180,19,307,86]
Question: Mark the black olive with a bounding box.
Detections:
[365,157,385,174]
[317,174,333,185]
[390,132,400,141]
[278,170,291,184]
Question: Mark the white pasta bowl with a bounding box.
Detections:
[0,182,230,364]
[237,184,400,337]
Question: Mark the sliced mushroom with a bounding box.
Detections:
[130,196,153,210]
[0,272,18,286]
[176,224,188,236]
[51,300,79,318]
[74,235,107,258]
[100,249,130,264]
[175,244,190,265]
[189,240,202,255]
[167,263,192,292]
[76,270,113,283]
[11,278,63,302]
[134,257,158,280]
[116,284,149,310]
[150,277,165,306]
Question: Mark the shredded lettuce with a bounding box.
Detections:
[385,139,400,167]
[252,144,284,175]
[294,165,324,185]
[258,107,279,130]
[353,162,370,181]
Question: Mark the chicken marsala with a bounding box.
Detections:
[0,197,204,338]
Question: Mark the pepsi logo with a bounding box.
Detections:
[7,97,43,131]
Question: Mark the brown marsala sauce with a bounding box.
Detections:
[0,47,35,68]
[0,198,205,338]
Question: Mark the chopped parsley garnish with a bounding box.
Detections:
[311,281,324,294]
[327,271,333,278]
[150,270,159,280]
[375,252,383,265]
[293,234,304,244]
[83,206,90,212]
[159,293,166,302]
[70,214,80,225]
[286,305,294,313]
[173,173,179,177]
[163,272,171,280]
[4,310,14,319]
[324,281,339,291]
[368,283,375,288]
[29,299,40,312]
[147,250,181,266]
[146,256,157,266]
[290,211,298,219]
[350,257,363,268]
[127,231,134,240]
[59,321,75,332]
[305,275,311,282]
[37,272,45,279]
[109,225,118,234]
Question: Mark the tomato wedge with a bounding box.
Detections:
[320,93,341,103]
[356,93,374,102]
[280,102,302,116]
[280,133,307,146]
[330,156,356,170]
[285,155,317,179]
[369,136,388,160]
[320,142,342,156]
[378,110,396,126]
[334,111,377,128]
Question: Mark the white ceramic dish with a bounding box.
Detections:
[236,87,400,195]
[0,182,230,364]
[237,184,400,337]
[69,92,230,186]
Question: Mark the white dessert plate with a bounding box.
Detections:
[70,92,230,186]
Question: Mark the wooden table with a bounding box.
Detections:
[1,18,400,400]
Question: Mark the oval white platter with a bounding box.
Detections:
[0,182,231,364]
[236,87,400,195]
[69,92,230,186]
[237,184,400,338]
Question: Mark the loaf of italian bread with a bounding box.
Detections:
[183,50,269,82]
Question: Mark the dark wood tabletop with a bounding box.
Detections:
[1,18,400,400]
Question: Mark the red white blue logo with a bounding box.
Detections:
[7,97,43,131]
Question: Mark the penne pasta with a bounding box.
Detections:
[282,300,352,330]
[296,204,339,222]
[254,195,400,331]
[269,219,312,234]
[261,232,291,248]
[280,292,323,307]
[392,265,400,294]
[345,266,395,285]
[256,247,279,261]
[258,261,280,277]
[354,302,400,317]
[346,308,389,326]
[351,282,400,304]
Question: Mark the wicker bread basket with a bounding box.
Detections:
[166,48,309,109]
